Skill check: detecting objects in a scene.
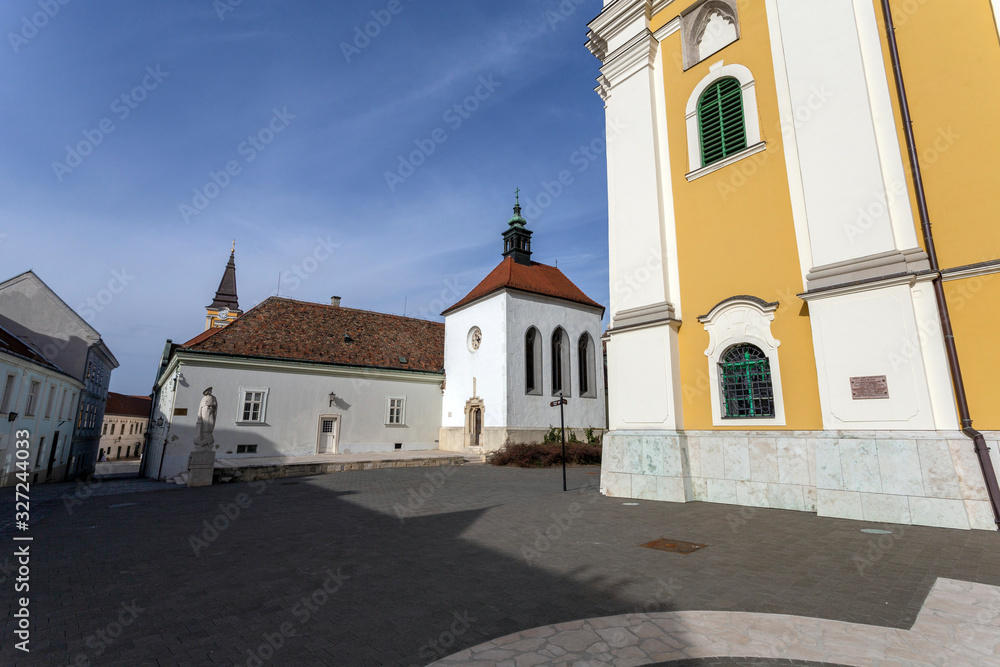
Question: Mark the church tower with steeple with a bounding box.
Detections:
[205,243,241,330]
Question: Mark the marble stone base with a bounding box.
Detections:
[187,450,216,487]
[601,429,1000,531]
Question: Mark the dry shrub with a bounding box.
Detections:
[488,441,602,468]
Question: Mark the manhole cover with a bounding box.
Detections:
[641,538,707,555]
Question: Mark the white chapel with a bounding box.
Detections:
[439,197,607,454]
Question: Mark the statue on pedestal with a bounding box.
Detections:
[194,387,218,449]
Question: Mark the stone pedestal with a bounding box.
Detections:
[187,450,216,487]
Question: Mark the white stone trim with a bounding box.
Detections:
[651,21,683,319]
[993,0,1000,43]
[941,260,1000,282]
[684,141,766,181]
[236,386,269,425]
[684,63,762,172]
[698,299,785,427]
[798,271,927,302]
[850,0,921,253]
[385,395,406,426]
[764,0,813,286]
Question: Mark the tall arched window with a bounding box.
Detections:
[551,328,570,396]
[578,333,597,398]
[719,344,774,418]
[698,77,746,167]
[525,327,542,395]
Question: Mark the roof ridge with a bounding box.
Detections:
[267,296,443,326]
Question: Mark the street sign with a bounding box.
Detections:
[550,398,567,407]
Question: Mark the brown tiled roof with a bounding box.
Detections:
[181,327,223,348]
[442,257,604,316]
[105,392,152,418]
[182,297,444,373]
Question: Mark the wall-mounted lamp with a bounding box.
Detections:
[155,417,165,428]
[329,392,337,407]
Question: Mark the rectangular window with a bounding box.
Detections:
[102,423,108,435]
[58,388,67,419]
[25,380,41,416]
[386,397,405,425]
[236,444,258,453]
[0,373,16,413]
[44,384,56,419]
[240,388,268,423]
[35,436,46,467]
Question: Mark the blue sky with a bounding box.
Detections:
[0,0,609,395]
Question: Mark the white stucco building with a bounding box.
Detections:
[145,296,445,481]
[0,271,118,480]
[439,199,607,454]
[99,392,151,461]
[0,324,84,485]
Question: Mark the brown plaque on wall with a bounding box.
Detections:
[850,376,889,400]
[173,408,188,416]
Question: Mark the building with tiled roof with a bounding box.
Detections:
[99,393,152,461]
[144,295,446,482]
[439,197,606,454]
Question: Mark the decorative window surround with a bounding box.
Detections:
[681,0,740,70]
[698,297,785,426]
[237,387,269,425]
[685,63,762,174]
[386,396,406,426]
[686,141,765,182]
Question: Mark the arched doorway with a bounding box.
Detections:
[464,398,485,450]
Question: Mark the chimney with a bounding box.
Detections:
[330,296,341,307]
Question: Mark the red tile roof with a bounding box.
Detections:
[181,297,444,374]
[442,257,604,316]
[104,392,152,418]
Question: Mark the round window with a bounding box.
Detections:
[468,326,482,352]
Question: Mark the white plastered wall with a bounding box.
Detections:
[152,359,443,481]
[441,293,508,431]
[505,292,606,430]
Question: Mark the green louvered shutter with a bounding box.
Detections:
[698,78,747,167]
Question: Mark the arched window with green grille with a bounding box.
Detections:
[719,344,774,418]
[698,77,747,167]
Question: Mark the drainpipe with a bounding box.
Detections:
[880,0,1000,528]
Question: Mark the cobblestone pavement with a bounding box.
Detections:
[1,465,998,666]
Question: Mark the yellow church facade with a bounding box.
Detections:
[588,0,1000,529]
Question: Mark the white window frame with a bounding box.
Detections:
[237,387,269,425]
[685,62,764,180]
[385,396,406,426]
[24,379,41,417]
[44,384,57,419]
[0,373,17,413]
[698,297,786,427]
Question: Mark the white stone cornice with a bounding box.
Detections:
[587,0,653,63]
[599,30,658,89]
[653,16,681,41]
[798,271,937,302]
[941,259,1000,282]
